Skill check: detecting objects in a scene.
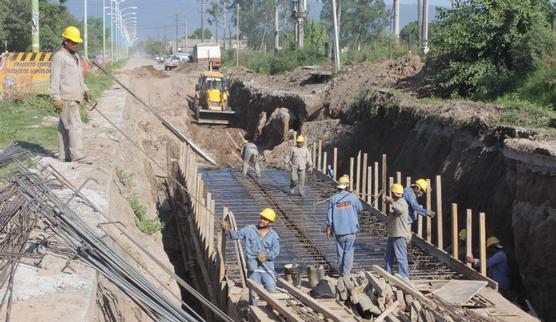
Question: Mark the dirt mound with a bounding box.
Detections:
[128,65,169,79]
[325,54,423,118]
[174,63,204,74]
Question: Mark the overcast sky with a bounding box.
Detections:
[65,0,452,40]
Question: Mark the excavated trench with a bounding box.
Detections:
[227,79,556,322]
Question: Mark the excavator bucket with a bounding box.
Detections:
[196,108,236,125]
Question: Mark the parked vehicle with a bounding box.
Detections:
[164,55,181,71]
[193,43,221,69]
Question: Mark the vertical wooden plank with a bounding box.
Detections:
[373,162,379,208]
[333,148,338,181]
[210,199,216,258]
[367,166,372,204]
[318,140,323,172]
[396,172,402,184]
[293,131,297,144]
[381,154,387,213]
[312,143,317,169]
[436,175,443,250]
[323,151,328,175]
[426,179,432,243]
[388,177,394,215]
[362,153,368,198]
[356,151,361,196]
[451,203,458,260]
[479,212,487,276]
[349,157,354,191]
[466,209,473,268]
[406,176,412,188]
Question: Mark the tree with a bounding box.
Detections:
[143,39,165,56]
[426,0,556,98]
[191,28,213,39]
[208,1,223,42]
[400,21,418,47]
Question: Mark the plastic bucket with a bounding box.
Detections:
[283,263,301,287]
[307,264,325,288]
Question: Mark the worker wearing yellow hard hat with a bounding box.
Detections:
[241,136,261,177]
[403,178,436,226]
[285,134,313,196]
[467,236,510,295]
[50,26,93,164]
[446,229,468,262]
[326,175,362,277]
[221,208,280,304]
[384,184,411,278]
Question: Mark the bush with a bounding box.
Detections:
[126,194,164,235]
[517,66,556,110]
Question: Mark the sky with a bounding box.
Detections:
[64,0,453,41]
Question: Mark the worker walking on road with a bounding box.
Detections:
[50,26,92,164]
[467,236,511,296]
[221,208,280,305]
[241,138,261,177]
[404,179,436,226]
[326,175,362,277]
[285,135,313,196]
[384,184,411,279]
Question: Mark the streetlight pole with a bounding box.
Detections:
[84,0,88,57]
[31,0,39,53]
[103,0,106,62]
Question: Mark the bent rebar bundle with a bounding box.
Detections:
[1,161,232,322]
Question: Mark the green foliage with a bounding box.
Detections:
[400,22,419,47]
[516,65,556,110]
[426,0,556,99]
[143,39,166,57]
[342,34,410,66]
[191,28,213,40]
[126,194,164,235]
[116,167,135,186]
[496,94,555,128]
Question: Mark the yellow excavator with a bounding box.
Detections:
[194,71,235,125]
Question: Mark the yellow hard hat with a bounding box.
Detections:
[487,236,501,248]
[62,26,83,43]
[337,175,350,188]
[415,179,428,192]
[458,229,467,240]
[260,208,276,222]
[296,135,305,143]
[390,183,404,195]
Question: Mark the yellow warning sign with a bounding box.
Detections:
[0,52,52,95]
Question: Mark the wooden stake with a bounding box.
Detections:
[466,209,472,268]
[373,162,379,208]
[436,175,443,250]
[333,148,338,181]
[426,179,432,243]
[367,166,372,204]
[356,151,361,196]
[396,172,402,184]
[349,157,354,191]
[381,154,387,212]
[362,153,368,198]
[312,143,317,169]
[323,151,328,175]
[406,176,411,188]
[479,212,487,276]
[451,203,458,260]
[318,140,323,172]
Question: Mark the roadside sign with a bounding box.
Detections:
[0,52,52,95]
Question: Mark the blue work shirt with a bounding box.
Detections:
[327,191,362,236]
[487,250,510,290]
[404,186,429,224]
[228,225,280,274]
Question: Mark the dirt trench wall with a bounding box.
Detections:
[326,102,556,321]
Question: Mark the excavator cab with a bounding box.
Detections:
[194,71,235,125]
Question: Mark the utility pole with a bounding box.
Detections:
[274,2,279,51]
[417,0,422,50]
[84,0,88,57]
[110,0,113,61]
[175,14,179,52]
[201,0,206,42]
[184,19,188,51]
[422,0,429,54]
[31,0,39,53]
[331,0,340,71]
[102,0,106,62]
[236,2,239,67]
[296,0,306,48]
[393,0,399,39]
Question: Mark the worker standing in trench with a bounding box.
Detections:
[241,137,261,177]
[467,236,512,299]
[50,26,92,164]
[285,135,313,196]
[326,175,362,277]
[221,208,280,304]
[383,184,411,279]
[404,179,436,228]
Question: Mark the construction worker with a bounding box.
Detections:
[221,208,280,305]
[467,236,510,294]
[445,229,468,262]
[404,179,436,225]
[241,138,261,177]
[326,175,362,277]
[384,184,410,278]
[285,135,313,196]
[50,26,92,164]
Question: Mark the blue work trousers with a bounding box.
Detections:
[336,233,356,277]
[248,270,276,305]
[385,237,410,278]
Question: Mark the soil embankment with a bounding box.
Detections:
[227,56,556,321]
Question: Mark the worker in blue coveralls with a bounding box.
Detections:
[404,178,436,226]
[326,175,362,277]
[467,236,511,296]
[221,208,280,305]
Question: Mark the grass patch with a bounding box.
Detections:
[126,194,164,235]
[222,48,327,74]
[115,167,134,187]
[496,94,555,128]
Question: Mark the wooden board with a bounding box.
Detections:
[433,280,487,305]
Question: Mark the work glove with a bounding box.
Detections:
[429,210,437,219]
[466,256,475,264]
[256,253,268,263]
[326,225,333,240]
[220,220,230,232]
[308,166,314,173]
[84,90,92,101]
[53,99,64,111]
